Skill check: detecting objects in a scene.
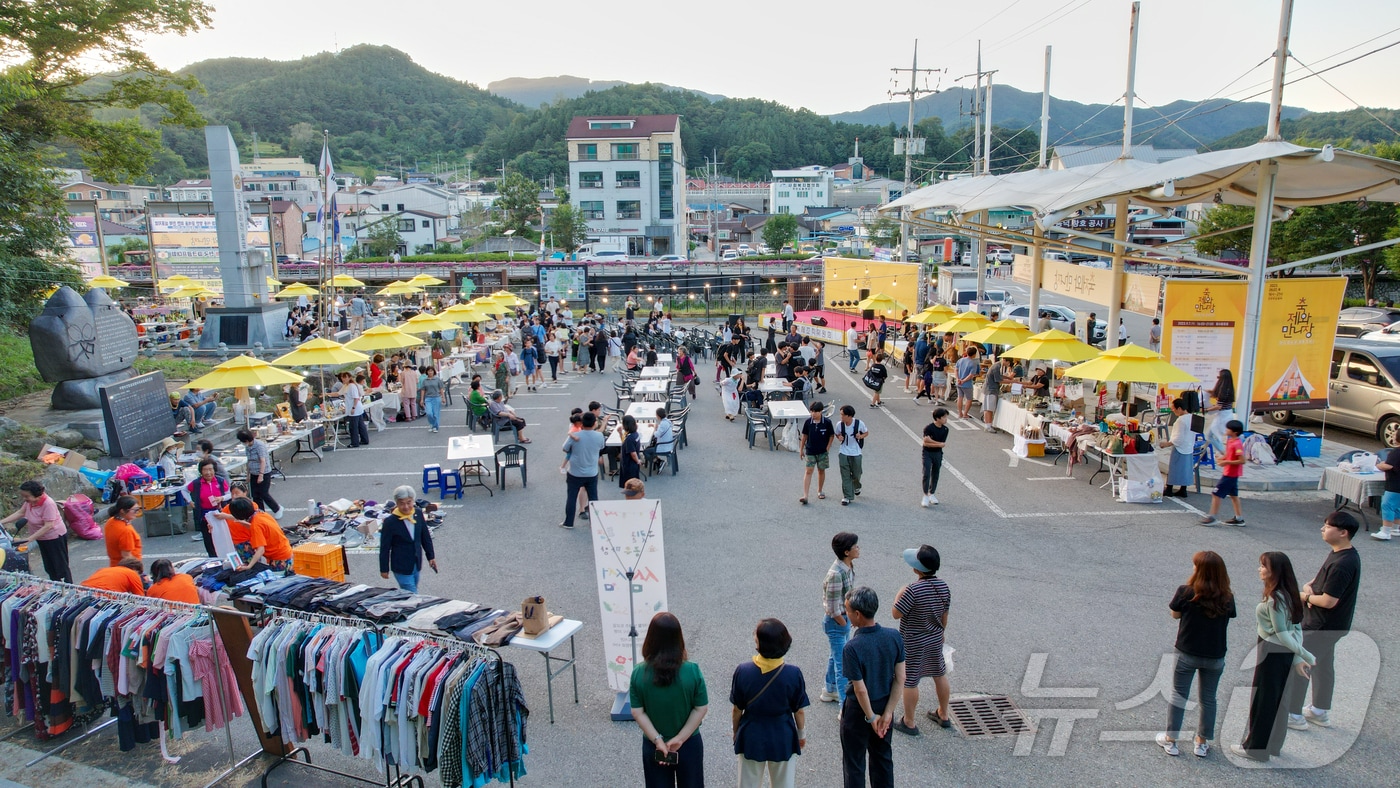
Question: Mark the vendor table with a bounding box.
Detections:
[992,400,1041,437]
[639,366,673,379]
[625,402,661,422]
[439,359,466,383]
[767,400,811,452]
[1319,467,1383,530]
[366,391,402,431]
[507,618,582,724]
[446,434,496,494]
[758,378,793,394]
[632,380,669,400]
[286,425,325,463]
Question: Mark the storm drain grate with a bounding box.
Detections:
[948,695,1035,738]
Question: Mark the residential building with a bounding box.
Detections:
[770,167,834,216]
[166,179,213,201]
[246,201,306,261]
[353,209,451,257]
[59,179,162,222]
[241,174,322,207]
[567,114,688,257]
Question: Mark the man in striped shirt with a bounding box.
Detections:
[821,531,860,703]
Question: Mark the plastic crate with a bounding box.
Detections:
[292,542,345,581]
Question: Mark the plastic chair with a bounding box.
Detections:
[747,411,775,450]
[613,382,634,410]
[495,445,528,490]
[421,464,445,495]
[439,470,463,500]
[491,416,521,443]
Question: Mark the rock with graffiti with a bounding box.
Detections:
[29,286,139,410]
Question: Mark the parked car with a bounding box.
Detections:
[582,250,630,263]
[1043,252,1072,263]
[1270,339,1400,447]
[1337,306,1400,337]
[1003,304,1106,342]
[721,249,739,261]
[1360,321,1400,342]
[986,248,1014,264]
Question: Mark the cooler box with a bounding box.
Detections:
[292,542,346,581]
[1293,432,1321,458]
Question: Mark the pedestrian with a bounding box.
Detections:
[341,373,370,448]
[1159,398,1196,498]
[629,612,709,788]
[891,545,952,736]
[821,532,860,705]
[731,618,808,788]
[1233,552,1314,762]
[981,356,1010,432]
[236,428,284,518]
[798,401,836,504]
[545,333,562,381]
[811,341,828,394]
[419,365,444,433]
[1149,317,1162,352]
[102,495,144,567]
[1156,551,1236,758]
[765,318,778,355]
[839,587,905,788]
[1287,510,1362,730]
[185,458,228,554]
[1373,443,1400,540]
[676,346,699,400]
[782,300,795,332]
[846,322,860,372]
[865,325,881,369]
[378,485,437,592]
[2,480,71,583]
[493,350,512,402]
[560,412,606,529]
[619,415,643,489]
[720,369,743,422]
[863,352,888,408]
[399,362,419,422]
[901,342,915,393]
[1199,419,1245,525]
[921,408,949,507]
[954,347,979,419]
[835,405,868,506]
[522,336,540,391]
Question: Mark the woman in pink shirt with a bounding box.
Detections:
[1,480,71,582]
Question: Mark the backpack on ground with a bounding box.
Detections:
[1267,430,1304,466]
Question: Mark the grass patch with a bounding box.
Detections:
[0,457,46,512]
[132,355,216,382]
[0,334,46,402]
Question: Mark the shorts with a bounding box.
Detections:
[983,393,999,413]
[958,384,974,398]
[1213,475,1239,499]
[1383,490,1400,521]
[805,452,830,470]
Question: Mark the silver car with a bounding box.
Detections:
[1270,339,1400,447]
[1003,304,1106,343]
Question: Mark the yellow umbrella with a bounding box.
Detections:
[186,355,305,390]
[400,311,461,334]
[440,302,496,323]
[377,280,424,296]
[857,292,907,315]
[274,283,319,298]
[271,338,369,367]
[1064,343,1199,384]
[905,304,957,325]
[407,274,446,287]
[327,274,366,288]
[961,319,1034,346]
[166,285,218,300]
[344,324,426,351]
[1001,329,1101,363]
[933,311,992,334]
[88,275,130,289]
[266,276,283,288]
[471,298,509,314]
[485,290,530,308]
[160,275,194,285]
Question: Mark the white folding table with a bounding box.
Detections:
[508,618,583,724]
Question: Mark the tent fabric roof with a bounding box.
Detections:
[1052,144,1197,169]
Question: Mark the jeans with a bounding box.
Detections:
[1289,629,1344,714]
[824,616,850,701]
[839,453,863,499]
[194,401,215,423]
[548,356,559,381]
[840,696,893,788]
[424,396,441,430]
[922,451,943,495]
[392,571,419,593]
[641,734,704,788]
[348,412,369,447]
[563,473,599,527]
[848,350,859,371]
[1166,651,1225,740]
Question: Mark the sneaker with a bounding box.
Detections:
[580,510,590,520]
[558,522,574,529]
[921,495,930,508]
[1230,744,1268,762]
[893,720,921,736]
[929,494,939,505]
[841,498,850,506]
[1194,740,1209,758]
[1286,714,1308,731]
[191,533,203,541]
[818,690,839,703]
[1303,707,1331,727]
[1371,528,1393,541]
[1224,517,1246,526]
[1199,516,1218,526]
[273,507,286,519]
[854,488,861,496]
[1155,732,1180,757]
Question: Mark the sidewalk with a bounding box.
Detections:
[1158,421,1368,492]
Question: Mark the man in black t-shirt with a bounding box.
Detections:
[1373,446,1400,540]
[1288,510,1362,730]
[799,401,836,505]
[921,408,950,507]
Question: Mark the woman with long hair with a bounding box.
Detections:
[1233,552,1315,762]
[619,415,643,489]
[630,612,709,788]
[1156,551,1236,758]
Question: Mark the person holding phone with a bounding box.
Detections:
[630,612,708,787]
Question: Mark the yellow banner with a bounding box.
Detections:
[1252,277,1346,411]
[152,232,220,247]
[1161,280,1246,393]
[1011,257,1160,316]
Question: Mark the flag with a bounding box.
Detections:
[319,138,337,198]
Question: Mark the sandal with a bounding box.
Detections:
[927,710,952,729]
[799,497,808,505]
[519,438,531,443]
[818,493,826,500]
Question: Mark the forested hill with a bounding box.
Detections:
[1205,107,1400,150]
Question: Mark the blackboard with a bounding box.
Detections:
[100,371,173,457]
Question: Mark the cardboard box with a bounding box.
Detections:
[37,444,87,469]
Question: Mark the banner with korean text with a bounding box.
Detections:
[1011,257,1160,316]
[1160,280,1247,393]
[590,499,667,693]
[1251,277,1346,412]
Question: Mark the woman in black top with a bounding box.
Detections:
[1157,550,1236,758]
[921,408,950,506]
[764,319,778,355]
[619,415,643,489]
[866,351,889,408]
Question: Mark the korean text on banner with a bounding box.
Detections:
[1251,277,1346,412]
[1160,280,1246,393]
[590,499,667,693]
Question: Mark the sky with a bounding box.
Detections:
[138,0,1400,117]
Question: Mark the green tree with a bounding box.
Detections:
[364,220,403,257]
[1193,204,1257,257]
[547,203,590,253]
[496,172,540,234]
[762,213,799,253]
[0,0,210,326]
[868,216,902,248]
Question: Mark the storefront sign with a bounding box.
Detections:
[66,214,105,278]
[1160,280,1246,393]
[590,500,667,693]
[1251,277,1346,411]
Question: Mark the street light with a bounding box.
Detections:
[503,228,515,262]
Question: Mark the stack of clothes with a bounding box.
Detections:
[284,499,446,550]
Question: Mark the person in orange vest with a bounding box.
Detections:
[228,497,293,571]
[146,559,200,603]
[83,558,145,596]
[103,496,144,567]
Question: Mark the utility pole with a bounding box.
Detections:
[1029,45,1054,333]
[889,40,941,269]
[958,43,998,302]
[1107,1,1141,350]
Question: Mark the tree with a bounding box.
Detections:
[762,213,799,253]
[0,0,211,326]
[364,220,403,257]
[495,172,540,234]
[867,216,902,248]
[547,203,590,253]
[1193,204,1257,257]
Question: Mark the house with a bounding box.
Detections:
[246,201,306,261]
[354,209,450,256]
[60,179,162,221]
[166,179,212,201]
[343,183,469,231]
[770,167,834,216]
[567,114,688,257]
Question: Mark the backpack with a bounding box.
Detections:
[1267,430,1304,466]
[838,419,866,449]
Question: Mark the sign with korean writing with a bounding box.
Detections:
[1015,257,1160,316]
[1251,277,1346,412]
[538,265,588,306]
[590,499,667,693]
[1056,216,1115,231]
[1160,280,1246,394]
[66,214,105,278]
[150,215,221,291]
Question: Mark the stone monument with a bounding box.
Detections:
[198,125,289,349]
[29,286,139,410]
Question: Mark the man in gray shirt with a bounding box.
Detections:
[981,356,1011,433]
[561,412,606,529]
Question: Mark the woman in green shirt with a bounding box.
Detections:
[1233,551,1314,762]
[630,612,709,787]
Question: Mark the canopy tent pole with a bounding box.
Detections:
[1038,46,1052,171]
[1107,2,1142,350]
[1028,45,1051,327]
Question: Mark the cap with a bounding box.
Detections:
[902,545,941,574]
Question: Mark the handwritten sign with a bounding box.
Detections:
[590,499,668,692]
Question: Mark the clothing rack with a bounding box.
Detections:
[0,571,265,785]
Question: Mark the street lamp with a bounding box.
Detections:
[503,228,515,262]
[704,283,711,322]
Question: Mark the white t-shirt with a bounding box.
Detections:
[344,382,365,416]
[544,339,562,358]
[846,328,858,350]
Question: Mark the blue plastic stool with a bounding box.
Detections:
[422,464,445,495]
[440,470,464,500]
[1194,436,1216,469]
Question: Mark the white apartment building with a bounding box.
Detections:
[770,167,834,216]
[567,114,687,257]
[166,179,213,201]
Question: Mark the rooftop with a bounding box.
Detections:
[566,114,680,140]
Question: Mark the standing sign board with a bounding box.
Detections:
[1251,277,1346,412]
[99,372,172,457]
[538,265,588,309]
[1160,280,1247,393]
[589,499,667,693]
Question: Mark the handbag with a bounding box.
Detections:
[861,371,882,391]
